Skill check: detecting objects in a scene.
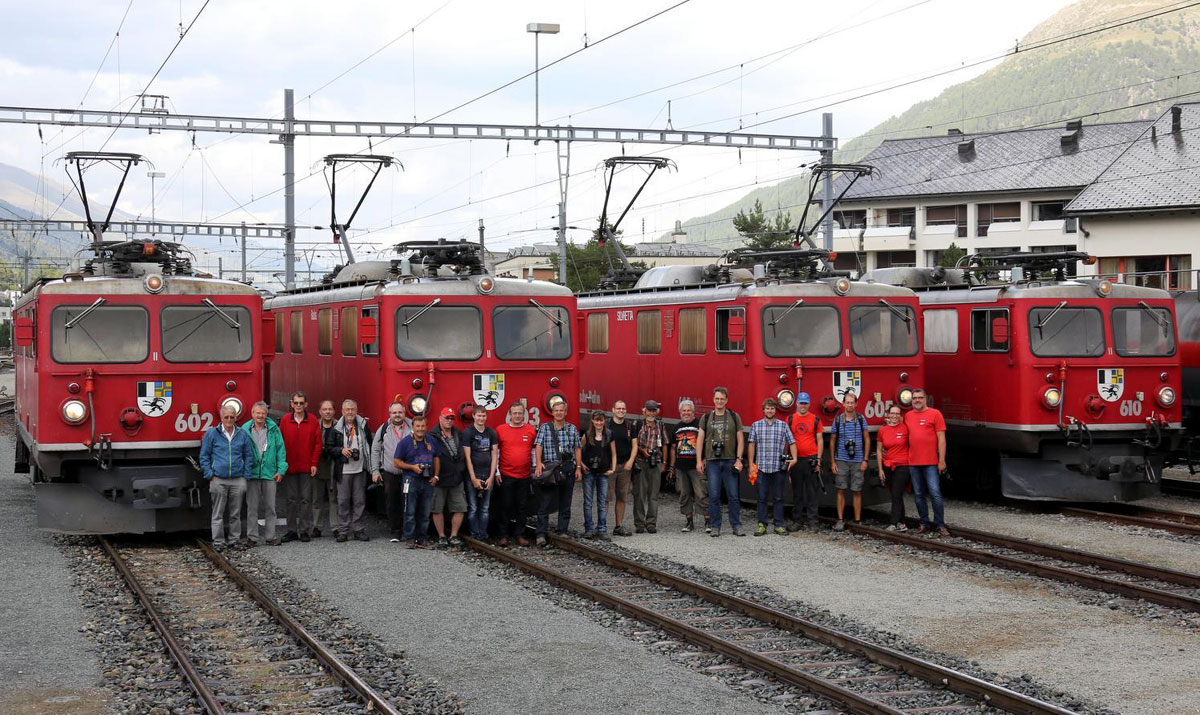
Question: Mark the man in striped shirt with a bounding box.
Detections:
[747,399,797,536]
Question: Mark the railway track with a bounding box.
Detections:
[1058,504,1200,538]
[841,516,1200,613]
[466,533,1075,715]
[1162,477,1200,499]
[99,537,400,715]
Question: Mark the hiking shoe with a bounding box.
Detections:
[755,522,767,536]
[353,532,370,542]
[681,517,693,533]
[646,525,657,534]
[774,526,788,536]
[583,530,595,539]
[597,533,612,541]
[449,535,463,546]
[732,528,746,537]
[535,535,548,547]
[311,528,322,538]
[335,533,348,543]
[299,532,311,543]
[244,539,258,548]
[635,526,646,534]
[613,525,632,537]
[833,520,845,532]
[787,521,801,532]
[937,526,951,538]
[437,537,449,548]
[267,538,281,546]
[711,529,720,538]
[281,532,299,543]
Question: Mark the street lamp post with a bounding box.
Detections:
[147,170,166,224]
[526,22,560,128]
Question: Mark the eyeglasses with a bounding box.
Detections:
[291,400,306,405]
[221,416,237,421]
[886,412,902,418]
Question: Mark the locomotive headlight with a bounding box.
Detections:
[833,277,851,295]
[476,277,495,294]
[1042,387,1062,409]
[776,389,796,409]
[1095,280,1113,298]
[62,399,88,425]
[897,387,914,406]
[546,392,567,411]
[1157,386,1177,407]
[408,394,428,416]
[220,396,243,419]
[144,274,164,294]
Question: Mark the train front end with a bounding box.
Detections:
[13,244,269,533]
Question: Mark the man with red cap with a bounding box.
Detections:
[430,406,469,546]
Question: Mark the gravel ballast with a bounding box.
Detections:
[0,422,108,715]
[256,528,792,715]
[580,493,1200,715]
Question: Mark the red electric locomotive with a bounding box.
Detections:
[578,248,924,434]
[264,240,577,430]
[13,240,272,533]
[866,251,1183,502]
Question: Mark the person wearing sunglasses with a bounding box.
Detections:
[877,406,910,531]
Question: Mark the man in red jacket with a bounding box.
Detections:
[279,391,323,542]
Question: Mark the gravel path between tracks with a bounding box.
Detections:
[255,527,792,715]
[925,498,1200,573]
[0,422,109,715]
[579,494,1200,715]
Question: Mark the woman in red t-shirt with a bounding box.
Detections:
[876,406,910,530]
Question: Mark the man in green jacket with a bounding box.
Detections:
[243,401,288,546]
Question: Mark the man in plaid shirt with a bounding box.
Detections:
[747,398,797,536]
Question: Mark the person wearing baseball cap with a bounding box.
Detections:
[634,399,667,533]
[786,392,824,531]
[429,406,468,546]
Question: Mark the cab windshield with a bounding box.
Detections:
[761,304,841,357]
[1028,306,1105,357]
[161,304,253,362]
[1112,305,1175,357]
[51,304,149,363]
[849,304,917,356]
[493,304,572,360]
[395,304,482,360]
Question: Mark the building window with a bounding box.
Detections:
[876,251,917,268]
[317,309,332,355]
[637,310,661,354]
[290,311,304,354]
[587,313,609,353]
[361,306,379,356]
[833,252,866,276]
[715,307,746,353]
[341,307,358,357]
[834,210,866,229]
[970,309,1010,352]
[926,204,967,237]
[923,309,958,353]
[886,207,915,227]
[977,202,1020,236]
[1100,254,1193,290]
[1033,201,1066,221]
[678,308,706,354]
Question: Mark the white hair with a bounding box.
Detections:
[678,399,695,410]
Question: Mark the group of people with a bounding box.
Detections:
[200,385,949,550]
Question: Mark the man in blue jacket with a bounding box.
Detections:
[200,404,255,549]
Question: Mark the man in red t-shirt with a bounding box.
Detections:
[903,389,948,536]
[495,402,537,546]
[278,391,323,542]
[786,393,823,531]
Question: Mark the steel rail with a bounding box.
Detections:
[1060,506,1200,538]
[194,538,402,715]
[98,537,227,715]
[842,520,1200,612]
[1163,478,1200,499]
[470,535,1074,715]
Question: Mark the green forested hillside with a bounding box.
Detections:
[674,0,1200,246]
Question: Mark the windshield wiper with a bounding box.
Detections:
[202,299,242,329]
[878,299,912,323]
[528,299,564,331]
[401,298,441,327]
[1137,300,1170,335]
[1036,301,1068,331]
[64,297,106,329]
[769,299,804,327]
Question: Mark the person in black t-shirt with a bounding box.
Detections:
[606,400,639,537]
[670,399,709,533]
[463,405,500,540]
[580,410,616,540]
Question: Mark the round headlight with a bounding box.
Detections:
[221,396,243,419]
[1095,280,1113,297]
[408,394,428,416]
[62,399,88,424]
[1157,386,1177,407]
[1042,387,1062,409]
[897,387,914,406]
[477,277,495,294]
[546,393,566,411]
[776,389,796,409]
[834,277,851,295]
[144,274,164,294]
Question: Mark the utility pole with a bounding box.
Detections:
[821,112,835,251]
[283,88,296,289]
[556,141,570,284]
[240,221,248,282]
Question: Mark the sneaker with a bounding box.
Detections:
[885,524,900,531]
[390,537,401,543]
[536,535,548,547]
[897,524,909,532]
[597,533,612,542]
[437,537,449,548]
[732,528,745,537]
[281,532,299,543]
[415,541,429,549]
[353,532,370,542]
[937,526,951,538]
[635,526,646,534]
[448,535,463,547]
[711,529,720,538]
[312,528,322,538]
[407,541,418,549]
[516,537,531,547]
[336,533,348,543]
[613,525,632,537]
[755,522,767,536]
[774,526,788,536]
[583,530,595,539]
[244,539,258,548]
[299,532,311,543]
[267,538,281,546]
[833,520,845,532]
[681,517,693,533]
[646,525,657,534]
[786,521,801,532]
[704,519,712,534]
[498,537,510,547]
[915,525,929,534]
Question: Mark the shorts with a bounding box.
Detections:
[433,484,468,513]
[834,460,865,492]
[607,468,632,502]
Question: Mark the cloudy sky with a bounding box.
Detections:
[0,0,1077,275]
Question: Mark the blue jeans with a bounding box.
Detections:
[464,483,493,539]
[705,459,740,530]
[909,465,945,528]
[402,474,435,543]
[755,470,787,527]
[582,470,609,534]
[536,477,576,537]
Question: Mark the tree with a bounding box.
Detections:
[564,221,647,293]
[939,242,967,267]
[732,199,793,251]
